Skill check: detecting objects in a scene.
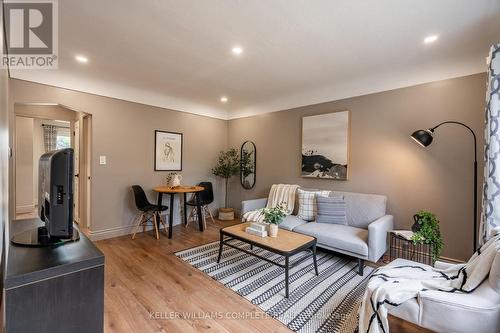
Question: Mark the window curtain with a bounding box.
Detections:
[480,44,500,243]
[43,124,57,152]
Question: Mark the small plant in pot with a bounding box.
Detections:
[212,148,240,220]
[411,210,444,264]
[262,203,287,237]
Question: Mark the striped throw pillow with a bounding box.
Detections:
[316,195,347,225]
[297,189,331,221]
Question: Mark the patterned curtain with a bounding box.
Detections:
[43,124,57,152]
[480,44,500,243]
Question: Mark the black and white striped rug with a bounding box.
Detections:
[175,241,374,333]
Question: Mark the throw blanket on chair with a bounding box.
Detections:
[242,184,299,222]
[359,230,500,333]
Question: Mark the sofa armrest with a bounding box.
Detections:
[368,215,394,262]
[241,198,267,216]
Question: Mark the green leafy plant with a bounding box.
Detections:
[262,203,287,225]
[411,211,444,263]
[212,148,240,208]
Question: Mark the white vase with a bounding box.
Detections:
[171,174,182,187]
[269,224,279,237]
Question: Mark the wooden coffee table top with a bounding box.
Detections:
[221,222,316,253]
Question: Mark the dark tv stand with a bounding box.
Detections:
[10,225,80,247]
[3,218,104,333]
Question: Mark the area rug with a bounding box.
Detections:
[175,240,374,333]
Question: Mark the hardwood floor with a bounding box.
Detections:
[95,219,432,333]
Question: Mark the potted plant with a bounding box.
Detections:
[262,203,287,237]
[212,148,240,220]
[411,211,444,263]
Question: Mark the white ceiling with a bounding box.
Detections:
[10,0,500,120]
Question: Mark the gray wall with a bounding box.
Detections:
[228,73,486,261]
[9,79,228,240]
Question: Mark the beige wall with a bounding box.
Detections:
[228,73,486,261]
[14,117,34,212]
[9,79,228,240]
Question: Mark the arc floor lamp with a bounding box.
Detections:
[411,121,478,252]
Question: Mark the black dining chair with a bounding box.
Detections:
[185,182,215,229]
[131,185,168,239]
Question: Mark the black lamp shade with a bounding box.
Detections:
[411,129,433,147]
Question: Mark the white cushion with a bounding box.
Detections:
[297,189,330,221]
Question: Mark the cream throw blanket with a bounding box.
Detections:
[359,230,500,333]
[242,184,299,222]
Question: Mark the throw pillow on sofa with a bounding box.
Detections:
[297,189,331,221]
[316,195,347,225]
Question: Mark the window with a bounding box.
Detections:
[56,127,71,149]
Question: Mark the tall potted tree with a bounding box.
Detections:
[212,148,240,220]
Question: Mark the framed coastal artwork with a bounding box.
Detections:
[301,111,350,180]
[155,130,183,171]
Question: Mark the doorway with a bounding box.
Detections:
[13,104,93,231]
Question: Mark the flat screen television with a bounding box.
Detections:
[38,148,74,238]
[11,148,79,247]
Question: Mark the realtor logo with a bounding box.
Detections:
[2,0,58,69]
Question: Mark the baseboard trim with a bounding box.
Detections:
[88,220,179,241]
[16,204,35,214]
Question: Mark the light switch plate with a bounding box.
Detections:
[99,155,106,165]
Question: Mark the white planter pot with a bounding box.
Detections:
[269,224,279,237]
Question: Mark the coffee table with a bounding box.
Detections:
[217,222,318,298]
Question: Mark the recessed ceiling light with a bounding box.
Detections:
[423,35,438,44]
[220,96,228,103]
[75,55,88,63]
[231,46,243,55]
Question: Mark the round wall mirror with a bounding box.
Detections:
[240,141,256,189]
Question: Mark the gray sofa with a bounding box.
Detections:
[241,190,394,275]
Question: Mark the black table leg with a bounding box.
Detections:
[285,255,290,298]
[183,192,188,226]
[312,244,319,275]
[168,194,174,239]
[196,193,204,232]
[156,192,163,231]
[217,232,224,263]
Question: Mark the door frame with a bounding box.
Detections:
[10,103,93,231]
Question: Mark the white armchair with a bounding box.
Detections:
[388,255,500,333]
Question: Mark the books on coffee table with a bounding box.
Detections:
[245,222,268,237]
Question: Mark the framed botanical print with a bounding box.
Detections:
[301,111,350,180]
[155,130,183,171]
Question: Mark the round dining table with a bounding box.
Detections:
[153,185,205,238]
